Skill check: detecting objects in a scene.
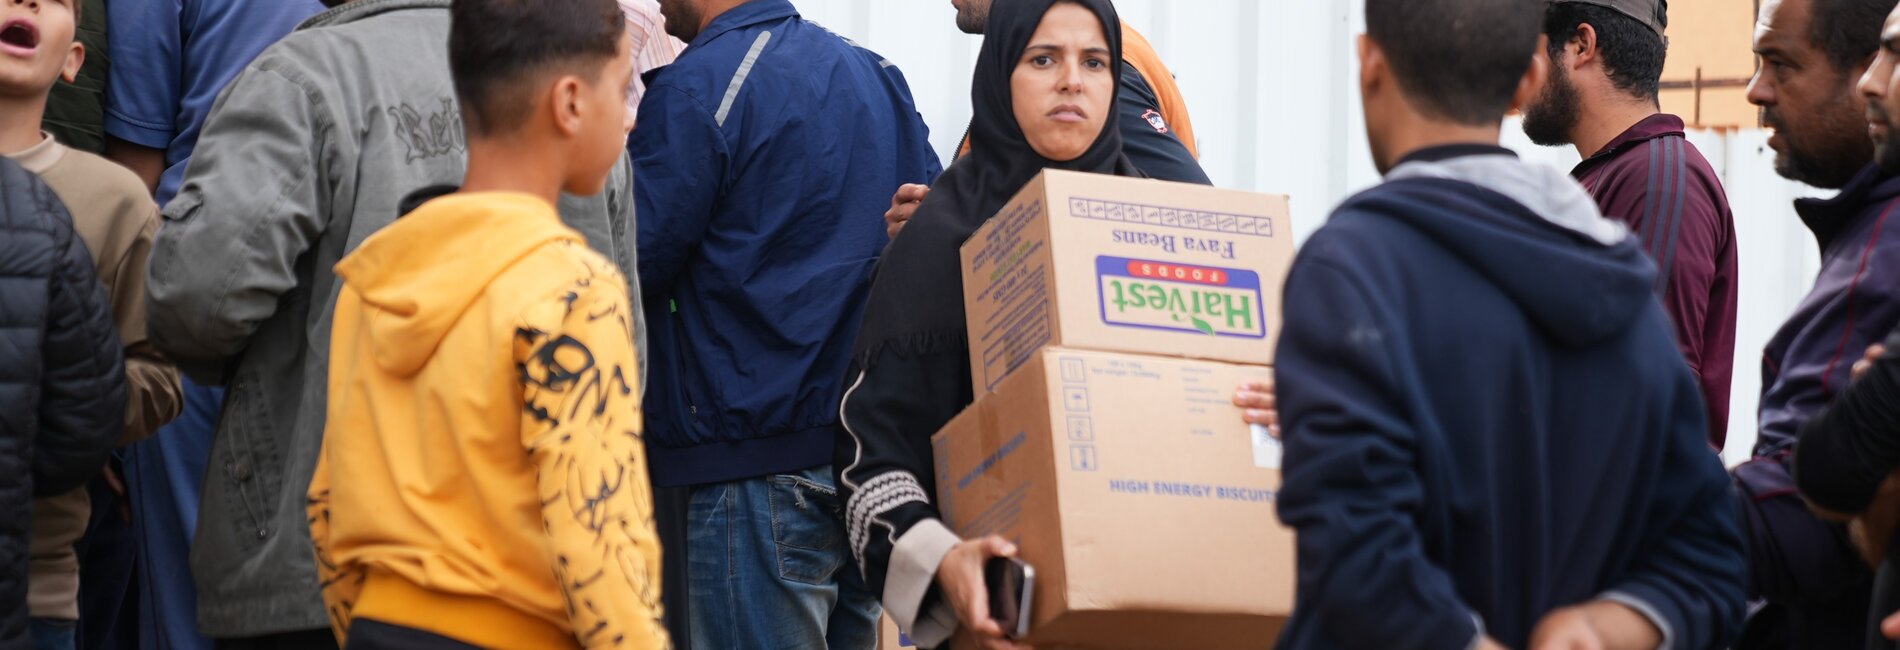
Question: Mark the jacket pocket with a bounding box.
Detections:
[215,374,286,551]
[768,472,846,586]
[158,190,203,223]
[665,306,709,435]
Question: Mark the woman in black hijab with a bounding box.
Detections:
[833,0,1138,647]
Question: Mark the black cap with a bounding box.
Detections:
[1549,0,1668,40]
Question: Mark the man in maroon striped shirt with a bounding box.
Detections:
[1524,0,1739,452]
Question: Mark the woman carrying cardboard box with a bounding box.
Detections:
[833,1,1141,648]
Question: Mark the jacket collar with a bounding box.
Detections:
[1571,113,1685,177]
[1796,163,1900,251]
[688,0,798,50]
[299,0,448,31]
[1394,144,1516,167]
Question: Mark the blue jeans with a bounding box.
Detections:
[31,618,76,650]
[687,466,879,649]
[125,381,219,650]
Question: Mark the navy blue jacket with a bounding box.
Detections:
[1754,165,1900,458]
[632,0,941,487]
[0,158,126,649]
[1273,151,1745,650]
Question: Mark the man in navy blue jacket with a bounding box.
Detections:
[1271,0,1746,648]
[632,0,940,646]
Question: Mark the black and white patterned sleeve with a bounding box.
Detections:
[836,346,975,648]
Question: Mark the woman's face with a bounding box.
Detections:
[1011,2,1114,162]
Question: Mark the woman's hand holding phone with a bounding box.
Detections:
[937,536,1033,650]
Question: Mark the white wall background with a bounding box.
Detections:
[794,0,1834,465]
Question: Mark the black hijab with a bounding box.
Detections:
[853,0,1141,363]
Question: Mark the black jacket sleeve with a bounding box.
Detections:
[1116,66,1210,185]
[33,207,127,497]
[1794,327,1900,514]
[836,344,974,648]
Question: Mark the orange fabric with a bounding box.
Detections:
[1119,25,1198,157]
[957,23,1199,159]
[308,193,666,649]
[352,572,578,650]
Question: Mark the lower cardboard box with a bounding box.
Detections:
[879,613,915,650]
[932,347,1293,649]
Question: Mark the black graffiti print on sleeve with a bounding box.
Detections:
[519,326,634,528]
[307,490,365,636]
[518,298,635,427]
[518,286,665,647]
[555,545,665,648]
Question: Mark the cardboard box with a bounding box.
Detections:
[878,613,915,650]
[961,170,1295,393]
[931,348,1293,649]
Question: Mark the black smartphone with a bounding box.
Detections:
[985,556,1035,639]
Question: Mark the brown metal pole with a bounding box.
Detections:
[1694,66,1704,127]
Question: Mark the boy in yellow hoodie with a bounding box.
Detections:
[305,0,665,648]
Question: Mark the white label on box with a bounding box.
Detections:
[1251,424,1282,469]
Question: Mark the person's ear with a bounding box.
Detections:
[60,40,84,84]
[1571,23,1599,69]
[552,75,585,138]
[1511,36,1552,114]
[1358,34,1383,101]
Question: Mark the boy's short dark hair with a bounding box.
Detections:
[1809,0,1898,74]
[1365,0,1543,126]
[449,0,626,137]
[1545,3,1665,103]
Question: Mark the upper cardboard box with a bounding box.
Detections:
[960,170,1295,393]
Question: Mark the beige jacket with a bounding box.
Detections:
[11,134,184,620]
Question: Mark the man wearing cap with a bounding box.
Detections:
[1524,0,1739,452]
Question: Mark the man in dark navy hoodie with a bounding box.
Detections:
[1271,0,1747,648]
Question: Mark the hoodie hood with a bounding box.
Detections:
[334,192,582,376]
[1353,154,1655,346]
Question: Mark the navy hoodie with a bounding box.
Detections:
[1273,147,1746,650]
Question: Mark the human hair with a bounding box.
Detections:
[1809,0,1899,73]
[448,0,626,137]
[1364,0,1543,125]
[1545,2,1665,102]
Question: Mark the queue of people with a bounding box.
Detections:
[4,0,1900,648]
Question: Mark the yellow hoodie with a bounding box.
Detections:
[307,192,666,650]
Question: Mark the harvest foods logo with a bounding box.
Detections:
[1096,257,1266,338]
